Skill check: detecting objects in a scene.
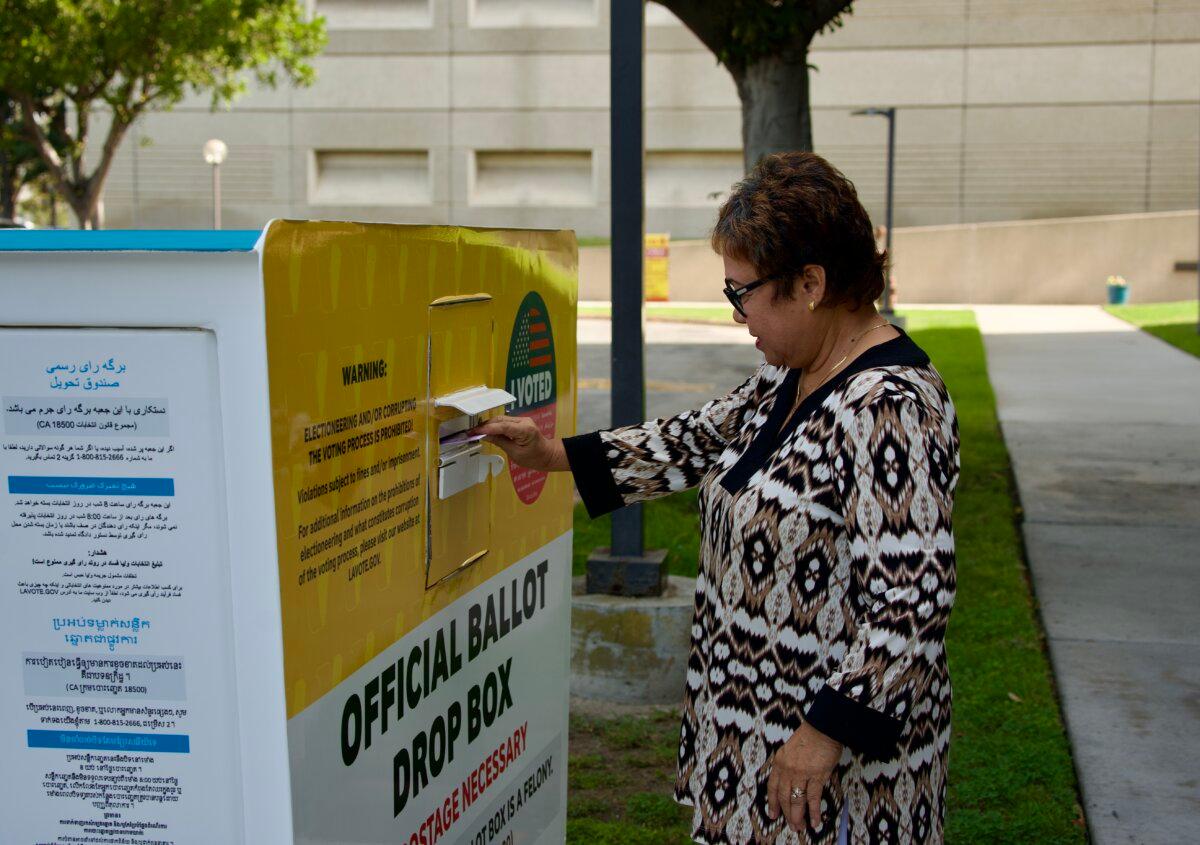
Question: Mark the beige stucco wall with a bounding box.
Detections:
[890,210,1199,304]
[86,0,1199,237]
[580,210,1200,305]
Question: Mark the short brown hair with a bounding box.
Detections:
[711,152,885,310]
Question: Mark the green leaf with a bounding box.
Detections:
[0,0,326,226]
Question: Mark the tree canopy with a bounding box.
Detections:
[0,0,325,227]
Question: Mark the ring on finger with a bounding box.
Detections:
[789,786,806,802]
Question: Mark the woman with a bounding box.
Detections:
[477,152,959,845]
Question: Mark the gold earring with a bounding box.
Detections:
[808,301,816,312]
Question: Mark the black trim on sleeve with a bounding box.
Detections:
[562,431,625,519]
[804,684,904,759]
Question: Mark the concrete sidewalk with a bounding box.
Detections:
[974,305,1200,844]
[576,317,760,433]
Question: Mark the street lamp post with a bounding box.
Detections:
[851,107,899,324]
[202,139,228,230]
[609,0,645,563]
[582,0,668,597]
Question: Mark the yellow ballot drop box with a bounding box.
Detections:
[0,221,577,845]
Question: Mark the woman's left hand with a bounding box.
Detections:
[766,722,844,833]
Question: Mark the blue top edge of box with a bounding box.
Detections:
[0,230,261,252]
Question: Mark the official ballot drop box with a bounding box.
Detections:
[0,221,577,845]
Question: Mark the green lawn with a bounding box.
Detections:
[1105,300,1200,358]
[580,303,736,325]
[567,310,1085,843]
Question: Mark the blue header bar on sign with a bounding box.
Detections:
[0,229,261,253]
[8,476,175,496]
[28,730,191,754]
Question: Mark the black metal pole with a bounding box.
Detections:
[609,0,645,557]
[882,108,896,315]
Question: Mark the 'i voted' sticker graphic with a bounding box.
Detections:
[504,291,557,504]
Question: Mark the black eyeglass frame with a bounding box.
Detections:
[722,275,776,316]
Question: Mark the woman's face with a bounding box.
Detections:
[724,253,823,369]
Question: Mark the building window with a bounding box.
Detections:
[309,150,431,206]
[470,150,594,207]
[469,0,596,28]
[313,0,431,30]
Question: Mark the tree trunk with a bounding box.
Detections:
[67,193,97,229]
[0,96,15,219]
[18,96,118,229]
[0,159,15,219]
[62,178,97,229]
[734,49,813,173]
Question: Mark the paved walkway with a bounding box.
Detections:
[576,317,759,432]
[974,305,1200,845]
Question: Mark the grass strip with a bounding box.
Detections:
[1105,300,1200,358]
[567,310,1085,842]
[579,304,736,326]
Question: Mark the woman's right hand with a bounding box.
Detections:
[472,415,568,472]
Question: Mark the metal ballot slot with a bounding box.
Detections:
[435,386,515,499]
[426,294,510,587]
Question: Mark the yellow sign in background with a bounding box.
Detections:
[260,221,577,718]
[644,233,670,302]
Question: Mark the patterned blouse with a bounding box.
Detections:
[563,333,959,845]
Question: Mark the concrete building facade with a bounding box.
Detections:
[96,0,1200,237]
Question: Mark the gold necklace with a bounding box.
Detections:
[795,320,892,405]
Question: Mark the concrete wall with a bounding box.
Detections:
[86,0,1199,237]
[580,210,1200,305]
[890,210,1200,304]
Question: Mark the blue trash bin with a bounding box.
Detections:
[1106,284,1129,305]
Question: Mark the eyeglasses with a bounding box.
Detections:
[723,275,775,317]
